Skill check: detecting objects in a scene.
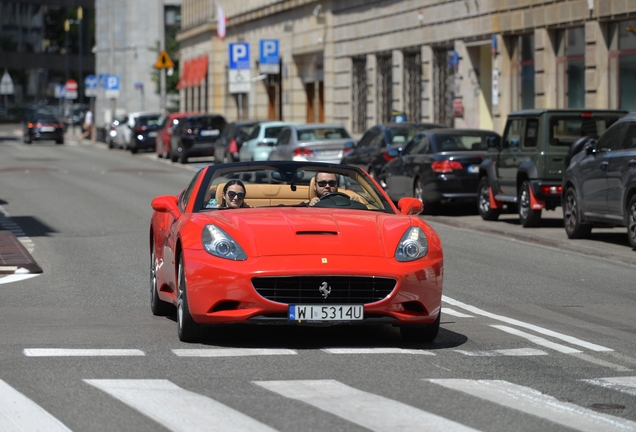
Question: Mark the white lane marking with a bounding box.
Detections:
[254,379,479,432]
[322,348,435,355]
[85,379,277,432]
[442,308,474,318]
[490,325,582,354]
[0,379,72,432]
[0,274,40,285]
[172,348,296,357]
[443,295,612,352]
[583,376,636,396]
[455,348,548,357]
[23,349,145,357]
[428,379,636,432]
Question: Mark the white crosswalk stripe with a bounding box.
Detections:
[23,349,145,357]
[428,379,636,432]
[84,379,278,432]
[254,379,479,432]
[583,376,636,397]
[0,379,71,432]
[455,348,548,357]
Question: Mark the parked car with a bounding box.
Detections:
[381,128,500,211]
[127,113,163,154]
[213,120,259,164]
[23,110,65,144]
[169,114,227,164]
[268,123,355,164]
[341,122,444,182]
[477,109,627,227]
[150,161,441,342]
[562,112,636,250]
[113,111,161,151]
[155,112,198,159]
[106,114,127,149]
[239,121,299,162]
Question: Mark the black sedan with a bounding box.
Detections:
[380,128,501,211]
[129,113,162,154]
[170,114,227,164]
[341,122,443,181]
[23,113,65,145]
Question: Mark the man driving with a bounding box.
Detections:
[309,172,339,206]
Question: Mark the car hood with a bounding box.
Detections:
[191,208,413,258]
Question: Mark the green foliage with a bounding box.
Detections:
[151,26,181,95]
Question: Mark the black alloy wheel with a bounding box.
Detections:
[628,195,636,251]
[563,188,592,239]
[150,243,173,316]
[177,254,200,342]
[399,313,440,343]
[477,177,500,221]
[24,134,32,144]
[518,181,542,227]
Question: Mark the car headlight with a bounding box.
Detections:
[395,227,429,262]
[202,224,247,260]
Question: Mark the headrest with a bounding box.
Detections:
[308,176,317,200]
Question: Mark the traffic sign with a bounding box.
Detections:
[228,69,252,94]
[229,43,250,69]
[97,74,108,88]
[85,75,98,97]
[259,40,280,74]
[154,50,174,69]
[0,70,14,95]
[65,79,78,100]
[105,75,120,99]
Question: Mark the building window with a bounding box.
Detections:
[351,58,367,133]
[556,27,585,108]
[376,55,392,123]
[403,51,421,123]
[511,34,535,110]
[609,20,636,111]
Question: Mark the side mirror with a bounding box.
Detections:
[397,197,424,215]
[584,142,595,155]
[151,195,180,219]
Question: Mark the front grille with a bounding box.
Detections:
[252,276,396,305]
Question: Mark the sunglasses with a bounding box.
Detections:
[227,191,245,200]
[317,180,337,187]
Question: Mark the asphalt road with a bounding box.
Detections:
[1,124,635,432]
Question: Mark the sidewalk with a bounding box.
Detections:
[424,206,636,267]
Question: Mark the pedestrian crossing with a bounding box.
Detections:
[2,376,636,431]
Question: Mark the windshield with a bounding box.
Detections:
[432,133,500,151]
[549,116,620,146]
[297,127,351,141]
[195,163,395,213]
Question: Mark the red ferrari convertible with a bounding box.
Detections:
[150,161,443,342]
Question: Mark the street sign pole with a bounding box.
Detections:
[159,0,166,115]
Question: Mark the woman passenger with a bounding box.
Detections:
[221,179,250,208]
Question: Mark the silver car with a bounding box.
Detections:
[268,123,354,163]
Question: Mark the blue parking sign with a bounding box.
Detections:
[259,40,280,74]
[229,42,250,70]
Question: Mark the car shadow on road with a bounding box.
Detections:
[0,215,57,237]
[179,321,468,351]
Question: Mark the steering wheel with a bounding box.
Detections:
[319,192,350,201]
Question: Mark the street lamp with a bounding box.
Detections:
[65,7,83,106]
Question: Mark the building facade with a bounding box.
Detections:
[94,0,181,126]
[177,0,636,135]
[0,0,95,111]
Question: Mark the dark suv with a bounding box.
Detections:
[169,114,227,164]
[562,112,636,250]
[478,109,626,227]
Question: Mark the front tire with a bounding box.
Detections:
[177,255,200,342]
[563,187,592,239]
[400,313,440,343]
[518,181,542,227]
[627,195,636,251]
[150,244,173,316]
[477,177,500,221]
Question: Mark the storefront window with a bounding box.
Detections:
[609,20,636,111]
[556,27,585,108]
[510,34,535,110]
